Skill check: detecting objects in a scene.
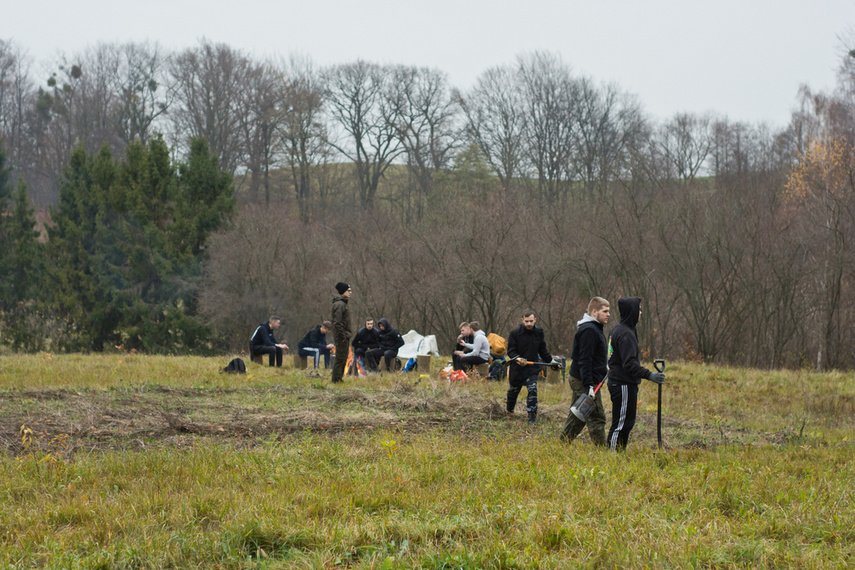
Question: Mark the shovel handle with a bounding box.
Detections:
[654,358,664,449]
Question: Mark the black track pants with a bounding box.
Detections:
[607,381,638,451]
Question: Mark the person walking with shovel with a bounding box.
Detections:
[560,297,610,446]
[607,297,665,451]
[506,309,554,425]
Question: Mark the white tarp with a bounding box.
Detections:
[397,329,441,359]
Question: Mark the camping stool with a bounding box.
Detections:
[474,362,490,380]
[293,354,308,369]
[417,354,431,374]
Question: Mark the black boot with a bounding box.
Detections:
[528,411,536,424]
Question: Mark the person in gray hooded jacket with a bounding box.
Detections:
[453,321,491,371]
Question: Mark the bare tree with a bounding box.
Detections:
[572,78,646,197]
[169,40,250,173]
[516,51,578,203]
[235,60,287,203]
[385,65,460,220]
[111,42,172,147]
[0,40,34,176]
[323,60,404,209]
[656,112,714,182]
[279,55,332,220]
[457,65,525,191]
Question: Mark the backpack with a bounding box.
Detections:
[487,333,507,357]
[222,358,247,374]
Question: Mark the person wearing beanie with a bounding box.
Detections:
[331,282,352,383]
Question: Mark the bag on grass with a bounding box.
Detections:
[449,369,469,382]
[223,358,246,374]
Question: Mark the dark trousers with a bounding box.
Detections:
[253,345,282,367]
[560,375,607,446]
[298,346,331,368]
[607,381,638,451]
[453,354,488,371]
[507,372,539,416]
[366,348,398,372]
[355,347,378,371]
[332,336,349,383]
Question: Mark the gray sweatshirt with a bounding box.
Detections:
[463,329,491,360]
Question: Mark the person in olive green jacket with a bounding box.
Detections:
[331,282,352,383]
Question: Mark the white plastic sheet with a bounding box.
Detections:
[397,329,441,359]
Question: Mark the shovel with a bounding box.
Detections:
[569,372,608,422]
[654,359,665,449]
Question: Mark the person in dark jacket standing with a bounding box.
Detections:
[506,309,553,424]
[331,282,352,383]
[367,318,405,372]
[250,316,289,367]
[560,297,610,445]
[352,317,381,372]
[298,321,334,369]
[607,297,665,450]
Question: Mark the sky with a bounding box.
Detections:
[4,0,854,127]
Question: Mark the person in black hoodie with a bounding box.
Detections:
[250,316,289,367]
[506,309,554,424]
[561,297,610,445]
[367,318,405,372]
[607,297,665,450]
[351,317,381,372]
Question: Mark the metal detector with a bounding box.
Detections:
[654,359,665,449]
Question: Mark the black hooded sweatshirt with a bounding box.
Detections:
[377,318,405,352]
[569,317,608,388]
[607,297,654,385]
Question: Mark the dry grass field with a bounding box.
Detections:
[1,354,853,568]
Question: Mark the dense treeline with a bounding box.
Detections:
[2,38,855,368]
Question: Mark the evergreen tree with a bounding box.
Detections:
[45,136,235,353]
[47,145,122,351]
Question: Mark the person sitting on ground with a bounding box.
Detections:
[367,318,405,372]
[250,316,289,367]
[451,321,474,370]
[297,321,335,369]
[352,316,381,372]
[453,321,491,371]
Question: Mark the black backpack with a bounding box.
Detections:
[222,358,247,374]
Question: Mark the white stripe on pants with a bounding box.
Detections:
[610,384,628,451]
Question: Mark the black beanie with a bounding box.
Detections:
[335,282,350,295]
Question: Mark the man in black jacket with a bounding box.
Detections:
[367,318,405,372]
[560,297,610,445]
[250,316,289,367]
[607,297,665,450]
[506,309,553,424]
[352,317,381,372]
[298,321,334,369]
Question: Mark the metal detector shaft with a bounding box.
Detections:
[654,359,665,450]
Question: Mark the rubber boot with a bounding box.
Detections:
[528,411,536,424]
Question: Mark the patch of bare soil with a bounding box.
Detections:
[0,384,799,457]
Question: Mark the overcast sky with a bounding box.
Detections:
[4,0,854,127]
